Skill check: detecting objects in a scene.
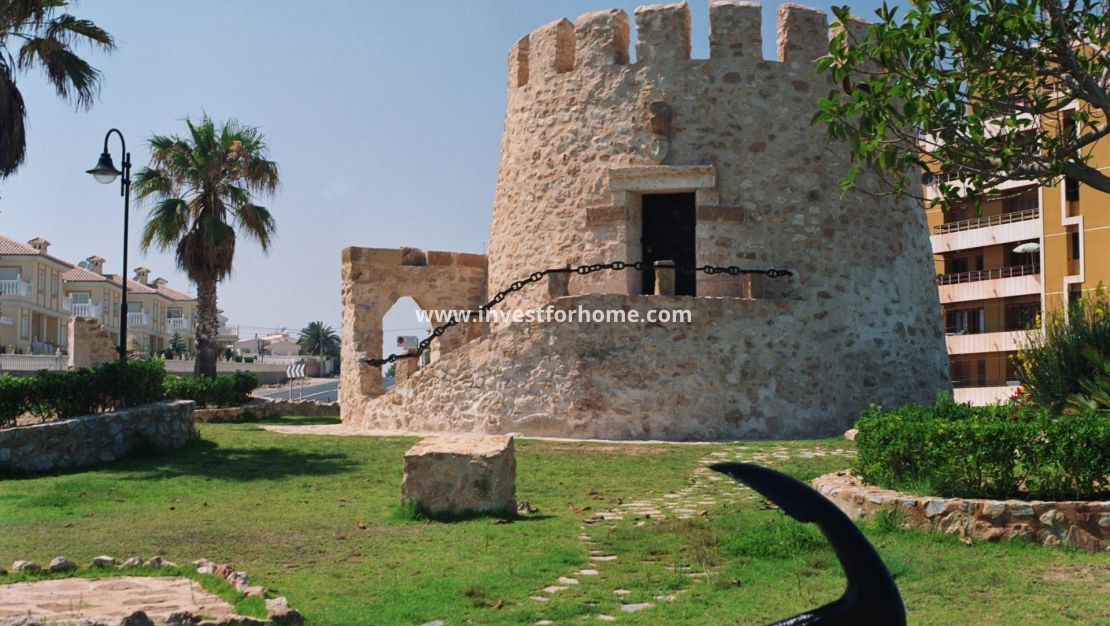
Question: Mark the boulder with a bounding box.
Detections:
[91,555,117,567]
[48,556,77,572]
[402,435,516,517]
[11,560,40,573]
[119,612,155,626]
[121,556,144,567]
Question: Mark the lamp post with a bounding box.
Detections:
[86,129,132,361]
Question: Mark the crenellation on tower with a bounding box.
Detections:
[633,2,692,64]
[508,35,530,88]
[776,3,829,63]
[527,18,575,83]
[708,0,762,60]
[575,9,630,68]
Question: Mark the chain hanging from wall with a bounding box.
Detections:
[360,261,794,367]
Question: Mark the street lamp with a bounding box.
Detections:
[86,129,132,361]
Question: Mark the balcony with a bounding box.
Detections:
[0,278,32,298]
[931,208,1041,253]
[167,317,190,331]
[72,302,102,319]
[946,329,1036,355]
[933,208,1040,234]
[936,265,1042,304]
[127,311,151,327]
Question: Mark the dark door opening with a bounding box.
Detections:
[641,193,696,296]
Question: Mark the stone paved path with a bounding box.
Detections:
[527,443,854,624]
[0,576,238,623]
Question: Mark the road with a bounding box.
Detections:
[256,378,339,403]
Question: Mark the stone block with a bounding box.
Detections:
[402,435,517,517]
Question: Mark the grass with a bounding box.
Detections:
[1,419,1107,625]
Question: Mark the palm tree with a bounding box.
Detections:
[298,321,339,358]
[134,115,279,378]
[0,0,113,176]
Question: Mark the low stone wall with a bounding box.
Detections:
[193,399,339,423]
[345,293,947,441]
[0,401,196,475]
[813,471,1110,552]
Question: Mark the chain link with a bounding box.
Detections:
[362,261,793,367]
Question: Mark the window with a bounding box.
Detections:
[59,325,67,347]
[946,308,985,334]
[127,302,142,313]
[975,255,984,271]
[1069,231,1080,260]
[71,292,91,304]
[1006,301,1039,330]
[0,267,19,281]
[1066,177,1080,202]
[37,269,45,291]
[1002,188,1039,213]
[1069,285,1083,310]
[951,360,971,387]
[50,276,58,296]
[948,257,969,274]
[20,314,29,339]
[976,360,987,386]
[167,307,183,319]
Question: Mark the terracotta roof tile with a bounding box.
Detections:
[61,265,109,282]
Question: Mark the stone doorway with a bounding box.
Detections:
[641,192,696,296]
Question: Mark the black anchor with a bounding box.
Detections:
[710,462,906,626]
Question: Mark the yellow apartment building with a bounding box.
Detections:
[924,116,1110,404]
[1,234,200,357]
[0,236,73,354]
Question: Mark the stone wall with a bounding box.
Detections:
[0,401,196,475]
[813,471,1110,552]
[340,247,487,419]
[193,399,340,423]
[346,293,945,440]
[67,317,117,369]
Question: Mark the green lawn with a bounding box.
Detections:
[0,418,1106,625]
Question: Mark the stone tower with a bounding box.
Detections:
[339,2,951,441]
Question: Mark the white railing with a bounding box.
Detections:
[127,311,151,326]
[0,353,66,372]
[72,302,102,319]
[217,325,239,338]
[167,317,190,331]
[0,278,32,297]
[933,207,1040,234]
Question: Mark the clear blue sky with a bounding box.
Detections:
[0,0,893,344]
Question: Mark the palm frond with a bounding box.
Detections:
[45,13,115,50]
[233,203,276,250]
[17,36,101,108]
[0,61,27,176]
[139,198,189,251]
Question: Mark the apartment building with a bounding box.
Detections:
[1,234,203,355]
[925,135,1110,404]
[0,236,74,354]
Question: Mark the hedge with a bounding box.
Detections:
[853,396,1110,501]
[162,371,260,408]
[0,360,167,428]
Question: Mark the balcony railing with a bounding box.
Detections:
[72,302,102,319]
[936,264,1039,286]
[933,207,1040,234]
[217,325,239,338]
[0,278,32,297]
[127,311,151,326]
[167,317,190,331]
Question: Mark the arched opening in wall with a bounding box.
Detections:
[381,296,430,388]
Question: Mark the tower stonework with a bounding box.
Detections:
[339,2,950,440]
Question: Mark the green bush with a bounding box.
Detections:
[854,396,1110,501]
[0,360,167,428]
[163,371,259,408]
[1017,286,1110,412]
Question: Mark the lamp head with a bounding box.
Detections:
[86,152,121,184]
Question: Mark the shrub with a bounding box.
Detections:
[0,360,167,428]
[854,396,1110,501]
[1017,286,1110,412]
[163,372,259,407]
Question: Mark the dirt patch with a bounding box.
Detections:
[0,576,238,622]
[1038,565,1110,583]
